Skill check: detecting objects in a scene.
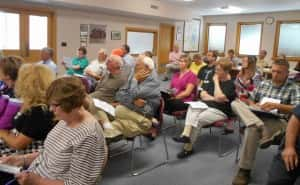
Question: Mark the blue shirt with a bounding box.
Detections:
[38,59,57,75]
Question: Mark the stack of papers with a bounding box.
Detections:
[62,57,73,68]
[93,99,115,117]
[185,101,208,109]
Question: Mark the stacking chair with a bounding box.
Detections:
[203,117,240,157]
[109,98,169,176]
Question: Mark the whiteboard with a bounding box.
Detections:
[183,20,201,52]
[127,31,154,54]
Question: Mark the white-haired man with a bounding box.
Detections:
[84,48,107,81]
[103,55,161,140]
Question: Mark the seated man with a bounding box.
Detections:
[89,55,130,122]
[37,47,57,75]
[84,48,107,81]
[267,104,300,185]
[104,56,160,139]
[232,59,300,185]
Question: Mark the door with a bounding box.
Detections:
[158,23,174,74]
[0,7,55,62]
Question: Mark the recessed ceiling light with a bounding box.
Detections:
[218,6,243,13]
[183,0,193,2]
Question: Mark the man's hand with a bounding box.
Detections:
[260,102,278,112]
[134,98,146,107]
[282,147,299,171]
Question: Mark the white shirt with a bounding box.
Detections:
[84,59,107,77]
[38,59,57,75]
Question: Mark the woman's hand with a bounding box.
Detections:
[213,74,219,82]
[0,155,24,166]
[16,172,41,185]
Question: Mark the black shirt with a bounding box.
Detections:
[13,105,55,140]
[198,65,215,88]
[202,79,236,116]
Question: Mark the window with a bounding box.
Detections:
[205,23,227,55]
[29,15,48,49]
[274,21,300,61]
[125,27,157,55]
[0,12,20,50]
[236,22,263,55]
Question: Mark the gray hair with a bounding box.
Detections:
[109,55,123,67]
[98,48,108,56]
[41,47,54,57]
[138,56,154,70]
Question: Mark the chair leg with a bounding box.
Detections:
[130,132,169,176]
[130,138,135,176]
[235,119,242,163]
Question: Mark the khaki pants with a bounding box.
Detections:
[231,100,287,170]
[182,107,228,151]
[104,105,152,138]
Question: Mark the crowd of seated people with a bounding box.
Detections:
[0,44,300,185]
[173,58,236,158]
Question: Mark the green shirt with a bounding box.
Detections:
[67,57,89,75]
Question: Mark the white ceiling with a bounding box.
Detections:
[160,0,300,16]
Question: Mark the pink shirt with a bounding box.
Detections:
[170,71,198,102]
[169,51,182,63]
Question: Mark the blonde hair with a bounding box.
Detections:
[15,64,55,112]
[217,58,233,73]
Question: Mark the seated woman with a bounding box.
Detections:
[173,59,236,158]
[0,56,23,97]
[0,64,56,184]
[235,55,261,102]
[64,46,89,75]
[163,54,198,114]
[103,56,160,140]
[0,77,107,185]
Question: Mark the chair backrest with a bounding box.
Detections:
[155,97,165,127]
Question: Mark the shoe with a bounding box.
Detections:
[259,130,284,149]
[177,149,193,159]
[172,136,191,143]
[162,77,169,81]
[232,168,251,185]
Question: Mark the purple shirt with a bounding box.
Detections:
[170,71,198,102]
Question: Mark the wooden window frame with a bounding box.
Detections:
[235,22,263,57]
[125,27,158,56]
[204,23,227,56]
[0,5,56,62]
[273,20,300,62]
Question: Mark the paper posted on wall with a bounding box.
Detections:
[185,101,208,109]
[93,98,115,117]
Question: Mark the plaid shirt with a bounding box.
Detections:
[254,79,300,106]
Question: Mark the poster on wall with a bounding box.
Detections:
[89,24,106,43]
[80,24,88,47]
[183,19,201,52]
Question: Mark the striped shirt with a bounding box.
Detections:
[30,120,107,185]
[253,80,300,106]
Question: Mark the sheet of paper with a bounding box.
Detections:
[0,163,22,174]
[185,101,208,109]
[62,56,73,68]
[93,98,115,117]
[260,97,281,114]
